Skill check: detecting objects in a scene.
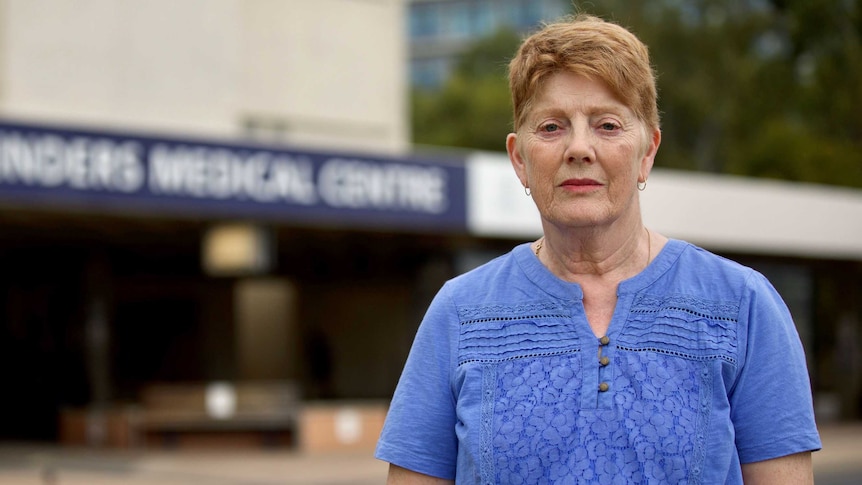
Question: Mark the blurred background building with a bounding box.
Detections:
[0,0,859,451]
[408,0,568,87]
[0,0,418,449]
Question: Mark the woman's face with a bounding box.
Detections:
[507,71,660,231]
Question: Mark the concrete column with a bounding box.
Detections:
[83,251,113,446]
[235,278,297,381]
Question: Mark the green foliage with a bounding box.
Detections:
[411,0,862,189]
[411,28,520,151]
[726,119,862,186]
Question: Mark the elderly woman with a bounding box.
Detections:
[376,14,821,484]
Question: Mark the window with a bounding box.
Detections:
[410,3,440,39]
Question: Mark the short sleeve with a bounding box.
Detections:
[375,283,459,480]
[729,271,822,463]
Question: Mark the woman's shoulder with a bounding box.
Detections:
[671,239,755,274]
[445,244,525,289]
[440,243,545,303]
[661,239,768,296]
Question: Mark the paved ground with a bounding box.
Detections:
[0,423,859,484]
[811,423,862,485]
[0,447,387,484]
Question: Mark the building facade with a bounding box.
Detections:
[408,0,569,87]
[0,0,858,449]
[0,0,422,446]
[1,0,408,153]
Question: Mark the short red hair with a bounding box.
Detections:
[508,14,659,133]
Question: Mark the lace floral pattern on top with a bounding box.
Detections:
[491,352,706,485]
[493,355,582,484]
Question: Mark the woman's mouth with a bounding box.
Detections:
[560,178,603,192]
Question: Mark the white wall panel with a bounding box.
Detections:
[466,151,862,260]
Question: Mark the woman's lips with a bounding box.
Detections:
[560,178,603,191]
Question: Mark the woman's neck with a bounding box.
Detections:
[535,220,657,284]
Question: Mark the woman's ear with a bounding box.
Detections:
[639,127,661,181]
[507,132,528,188]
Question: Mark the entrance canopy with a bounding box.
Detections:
[3,119,862,261]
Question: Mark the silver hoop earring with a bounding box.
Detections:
[525,186,531,196]
[637,180,647,191]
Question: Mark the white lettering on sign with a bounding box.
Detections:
[318,158,447,213]
[0,132,144,192]
[0,129,454,217]
[148,144,317,204]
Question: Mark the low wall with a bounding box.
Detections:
[297,400,388,453]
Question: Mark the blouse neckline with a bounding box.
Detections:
[513,238,687,301]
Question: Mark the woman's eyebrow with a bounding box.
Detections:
[586,103,630,116]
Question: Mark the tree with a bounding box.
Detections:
[411,28,520,152]
[411,0,862,189]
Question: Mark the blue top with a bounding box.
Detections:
[375,239,821,484]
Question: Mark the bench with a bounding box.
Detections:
[139,381,300,448]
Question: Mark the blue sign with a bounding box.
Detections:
[0,120,468,233]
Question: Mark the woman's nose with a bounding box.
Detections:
[564,125,594,164]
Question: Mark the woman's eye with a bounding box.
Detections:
[541,123,560,133]
[599,122,619,131]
